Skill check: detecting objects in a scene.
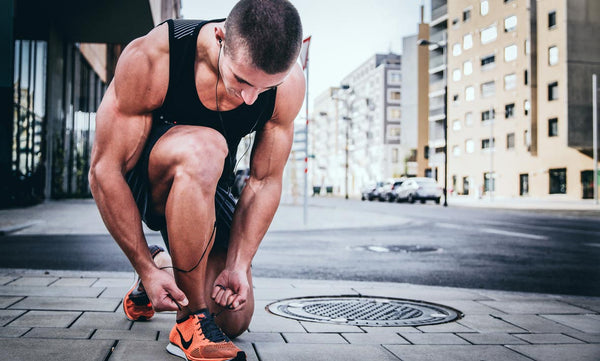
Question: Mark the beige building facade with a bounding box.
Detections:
[445,0,599,200]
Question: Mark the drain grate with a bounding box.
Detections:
[267,296,462,327]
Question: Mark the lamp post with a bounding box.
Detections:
[331,85,351,199]
[417,37,448,207]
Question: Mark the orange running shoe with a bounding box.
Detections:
[166,309,245,361]
[122,245,164,321]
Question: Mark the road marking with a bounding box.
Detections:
[480,228,548,240]
[436,223,463,229]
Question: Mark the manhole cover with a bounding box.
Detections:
[267,296,462,327]
[352,245,441,253]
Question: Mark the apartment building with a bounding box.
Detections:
[444,0,599,199]
[311,53,407,196]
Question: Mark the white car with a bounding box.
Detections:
[394,177,443,204]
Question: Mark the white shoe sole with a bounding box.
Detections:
[165,343,243,361]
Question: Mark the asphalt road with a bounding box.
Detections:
[2,200,599,296]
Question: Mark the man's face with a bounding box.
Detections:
[219,46,289,105]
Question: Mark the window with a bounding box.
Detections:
[481,81,496,98]
[453,145,461,156]
[452,18,460,27]
[388,107,401,120]
[504,44,518,62]
[482,108,495,122]
[548,118,558,137]
[504,15,517,32]
[548,82,558,101]
[463,60,473,75]
[481,54,496,68]
[453,43,462,56]
[453,119,461,131]
[507,133,515,149]
[505,103,515,118]
[388,126,401,139]
[453,94,459,103]
[548,11,557,29]
[463,34,473,50]
[453,68,461,82]
[465,86,475,101]
[549,168,566,194]
[525,39,530,55]
[549,46,558,65]
[481,25,497,44]
[524,99,530,115]
[465,112,474,126]
[392,148,399,163]
[484,172,496,193]
[524,69,529,85]
[504,73,517,90]
[520,174,529,196]
[481,0,489,15]
[389,90,401,102]
[463,8,471,22]
[389,71,402,84]
[482,138,495,150]
[466,139,475,153]
[524,129,531,151]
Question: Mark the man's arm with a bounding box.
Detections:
[211,63,305,310]
[89,24,188,311]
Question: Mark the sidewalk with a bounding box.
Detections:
[0,199,599,360]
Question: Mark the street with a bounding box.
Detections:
[1,198,599,297]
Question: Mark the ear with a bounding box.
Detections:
[214,26,226,46]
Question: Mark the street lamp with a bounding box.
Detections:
[417,38,448,207]
[331,85,352,199]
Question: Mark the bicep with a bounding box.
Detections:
[249,120,294,182]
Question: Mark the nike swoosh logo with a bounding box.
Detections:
[176,327,193,350]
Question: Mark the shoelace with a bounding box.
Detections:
[196,313,229,343]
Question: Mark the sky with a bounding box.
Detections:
[181,0,431,109]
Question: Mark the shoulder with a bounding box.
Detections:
[270,63,305,125]
[112,23,170,115]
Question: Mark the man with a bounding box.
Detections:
[88,0,304,360]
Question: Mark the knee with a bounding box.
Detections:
[222,316,251,340]
[171,130,228,188]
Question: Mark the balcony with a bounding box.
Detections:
[432,4,448,21]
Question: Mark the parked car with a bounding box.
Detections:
[394,177,442,204]
[379,179,406,202]
[361,180,388,201]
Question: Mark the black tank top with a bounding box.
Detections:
[153,19,277,186]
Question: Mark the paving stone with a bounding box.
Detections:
[0,276,18,285]
[494,314,582,333]
[541,314,600,333]
[247,315,306,333]
[441,300,506,315]
[342,332,410,344]
[110,340,258,361]
[386,345,534,361]
[10,296,120,312]
[352,286,479,301]
[0,326,29,338]
[458,314,527,333]
[400,332,470,345]
[0,285,102,298]
[129,312,176,332]
[236,331,285,343]
[0,296,22,308]
[361,326,422,334]
[456,332,527,345]
[0,309,25,326]
[563,331,600,343]
[255,343,401,361]
[0,338,113,361]
[300,321,364,333]
[51,277,97,287]
[8,310,81,328]
[417,322,476,333]
[556,296,600,313]
[233,340,260,361]
[255,287,350,300]
[513,333,584,344]
[479,300,591,314]
[71,311,132,330]
[92,328,157,341]
[7,277,58,286]
[98,286,128,298]
[23,327,94,339]
[92,277,134,288]
[507,344,600,361]
[283,332,348,344]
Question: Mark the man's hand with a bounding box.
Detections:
[211,269,249,311]
[142,268,188,312]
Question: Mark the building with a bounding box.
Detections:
[444,0,599,199]
[311,53,409,197]
[1,0,181,207]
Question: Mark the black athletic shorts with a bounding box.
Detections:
[125,122,236,251]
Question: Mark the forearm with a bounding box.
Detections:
[89,167,156,276]
[226,177,282,271]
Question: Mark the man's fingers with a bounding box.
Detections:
[165,284,188,307]
[211,284,226,299]
[217,288,234,307]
